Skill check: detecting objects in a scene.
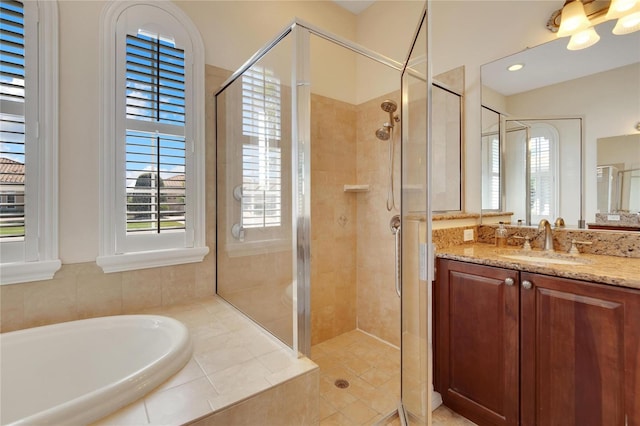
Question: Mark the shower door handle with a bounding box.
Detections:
[390,215,401,298]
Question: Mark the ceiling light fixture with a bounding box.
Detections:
[567,26,601,49]
[612,5,640,34]
[507,63,524,71]
[606,0,637,19]
[557,0,592,37]
[549,0,640,50]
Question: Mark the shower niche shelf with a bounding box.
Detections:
[343,185,370,193]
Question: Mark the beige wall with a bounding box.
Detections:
[355,0,424,104]
[310,94,359,345]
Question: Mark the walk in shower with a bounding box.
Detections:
[215,10,430,424]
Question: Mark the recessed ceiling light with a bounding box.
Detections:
[507,63,524,72]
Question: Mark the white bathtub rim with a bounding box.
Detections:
[3,315,193,426]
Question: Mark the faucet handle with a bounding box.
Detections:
[554,217,565,228]
[512,235,532,251]
[569,239,592,255]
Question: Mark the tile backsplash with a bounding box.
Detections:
[431,222,640,259]
[477,225,640,258]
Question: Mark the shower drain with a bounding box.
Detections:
[334,379,350,389]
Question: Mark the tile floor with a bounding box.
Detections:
[432,405,478,426]
[310,329,476,426]
[382,406,478,426]
[311,330,401,425]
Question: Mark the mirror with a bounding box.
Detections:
[432,66,464,213]
[480,18,640,228]
[597,134,640,213]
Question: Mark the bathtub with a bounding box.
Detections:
[0,315,192,426]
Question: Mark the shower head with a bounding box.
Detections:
[381,99,397,113]
[376,100,399,141]
[375,126,391,141]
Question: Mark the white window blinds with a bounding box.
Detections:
[482,134,500,210]
[125,33,186,234]
[0,0,25,241]
[529,136,554,217]
[241,67,282,229]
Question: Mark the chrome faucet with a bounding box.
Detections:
[538,219,554,251]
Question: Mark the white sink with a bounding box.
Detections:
[500,253,588,266]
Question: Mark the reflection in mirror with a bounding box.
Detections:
[502,117,582,226]
[481,19,640,229]
[597,134,640,213]
[481,106,500,211]
[432,82,462,212]
[431,65,464,213]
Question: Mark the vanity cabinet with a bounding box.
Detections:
[435,258,640,426]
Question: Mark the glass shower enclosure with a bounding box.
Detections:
[216,9,430,423]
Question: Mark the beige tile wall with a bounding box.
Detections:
[0,65,228,333]
[310,94,359,345]
[355,92,402,348]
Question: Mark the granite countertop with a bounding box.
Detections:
[435,243,640,290]
[587,222,640,229]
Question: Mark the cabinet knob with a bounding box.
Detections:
[522,280,533,290]
[504,277,515,286]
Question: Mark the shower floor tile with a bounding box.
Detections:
[311,331,477,426]
[311,330,400,425]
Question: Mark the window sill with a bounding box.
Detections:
[97,246,210,273]
[0,259,62,285]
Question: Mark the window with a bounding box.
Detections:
[98,1,207,273]
[125,34,186,235]
[222,64,290,257]
[482,132,500,210]
[528,124,559,223]
[529,136,554,219]
[0,0,59,285]
[241,66,282,230]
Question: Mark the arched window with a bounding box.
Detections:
[98,1,207,272]
[528,123,559,223]
[0,1,60,284]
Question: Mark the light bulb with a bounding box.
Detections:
[613,10,640,34]
[606,0,638,19]
[567,27,600,50]
[558,0,592,37]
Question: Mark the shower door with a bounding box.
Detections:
[215,31,298,349]
[400,5,431,425]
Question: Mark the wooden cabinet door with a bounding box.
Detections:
[520,273,640,426]
[437,259,520,426]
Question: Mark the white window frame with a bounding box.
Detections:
[97,1,207,273]
[0,1,60,285]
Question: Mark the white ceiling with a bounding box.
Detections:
[332,0,376,15]
[482,19,640,96]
